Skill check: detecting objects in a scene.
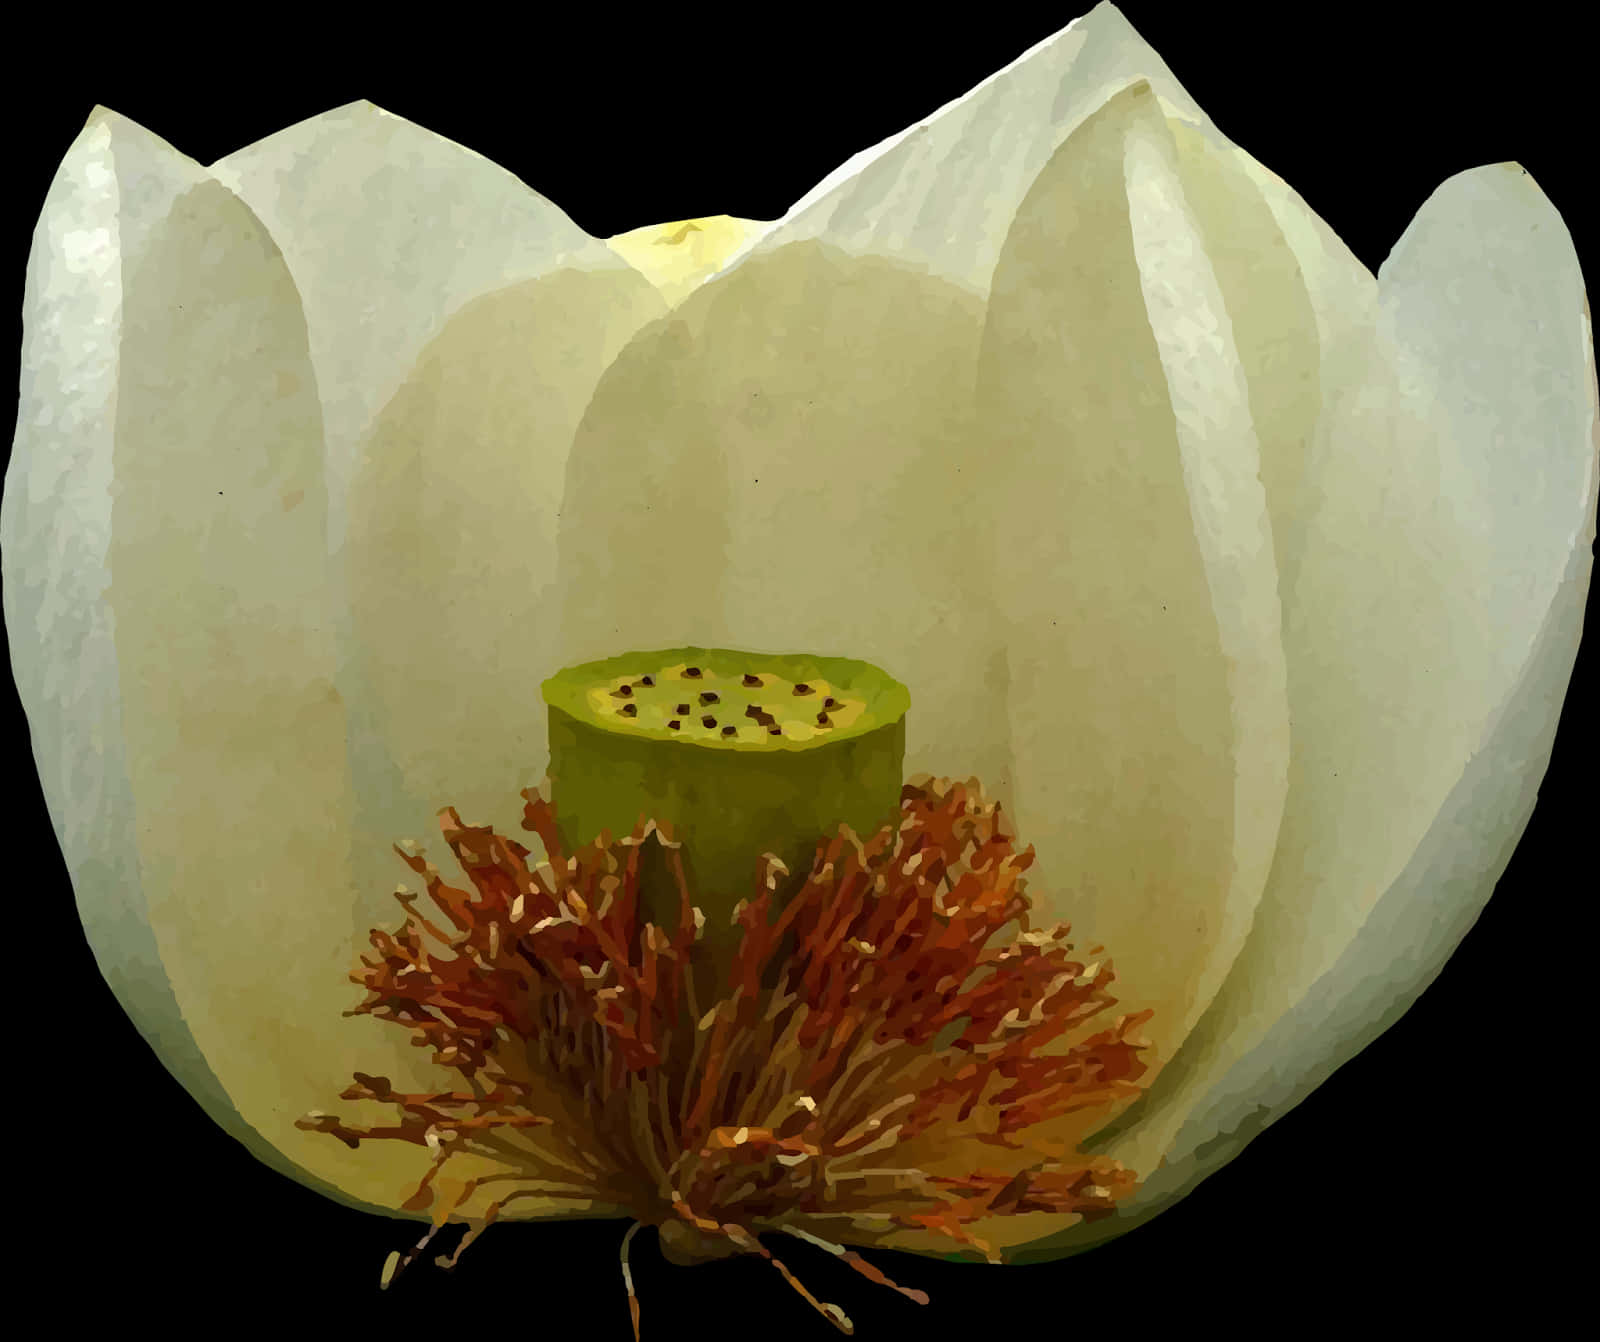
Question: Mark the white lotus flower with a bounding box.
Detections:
[5,0,1593,1318]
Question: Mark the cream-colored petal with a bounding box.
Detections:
[1077,117,1381,1180]
[1103,165,1597,1206]
[863,89,1376,1265]
[970,78,1289,1093]
[344,263,666,880]
[2,109,434,1214]
[725,2,1209,296]
[210,101,625,550]
[552,241,1013,792]
[213,99,667,964]
[2,111,273,1176]
[607,214,772,307]
[554,5,1288,834]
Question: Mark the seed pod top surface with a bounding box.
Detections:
[540,646,911,751]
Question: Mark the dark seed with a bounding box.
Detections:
[610,684,633,698]
[699,691,720,706]
[824,697,837,708]
[639,675,655,687]
[620,703,637,717]
[768,726,783,736]
[816,712,832,726]
[793,682,814,696]
[684,666,702,678]
[742,673,762,687]
[702,715,717,729]
[667,719,681,730]
[676,703,691,715]
[721,725,737,737]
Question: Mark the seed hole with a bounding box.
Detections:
[638,675,655,688]
[620,703,637,717]
[768,726,783,736]
[793,682,814,696]
[667,720,681,730]
[702,715,717,729]
[676,703,691,715]
[742,673,763,687]
[721,725,737,737]
[816,712,832,727]
[699,691,720,706]
[684,667,702,678]
[610,685,633,698]
[824,697,837,708]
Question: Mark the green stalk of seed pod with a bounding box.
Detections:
[541,647,909,967]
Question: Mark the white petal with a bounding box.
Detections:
[3,110,434,1211]
[211,101,624,547]
[606,214,773,307]
[215,102,668,893]
[726,2,1210,294]
[970,80,1289,1082]
[1107,164,1597,1198]
[553,217,1014,790]
[552,4,1289,860]
[2,111,265,1161]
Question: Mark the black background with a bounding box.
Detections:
[4,4,1592,1335]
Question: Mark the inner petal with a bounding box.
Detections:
[607,215,771,306]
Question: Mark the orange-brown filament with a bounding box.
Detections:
[305,776,1152,1330]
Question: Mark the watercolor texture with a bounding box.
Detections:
[4,4,1594,1331]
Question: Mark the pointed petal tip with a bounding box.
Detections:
[333,97,399,120]
[1385,157,1584,286]
[80,104,149,141]
[1440,159,1550,202]
[67,105,195,172]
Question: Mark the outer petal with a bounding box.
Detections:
[209,101,643,560]
[214,103,668,942]
[732,2,1210,294]
[1,111,435,1213]
[1091,165,1597,1232]
[2,112,263,1170]
[968,77,1290,1139]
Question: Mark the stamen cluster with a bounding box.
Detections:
[301,776,1152,1328]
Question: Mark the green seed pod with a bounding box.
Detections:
[542,647,909,956]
